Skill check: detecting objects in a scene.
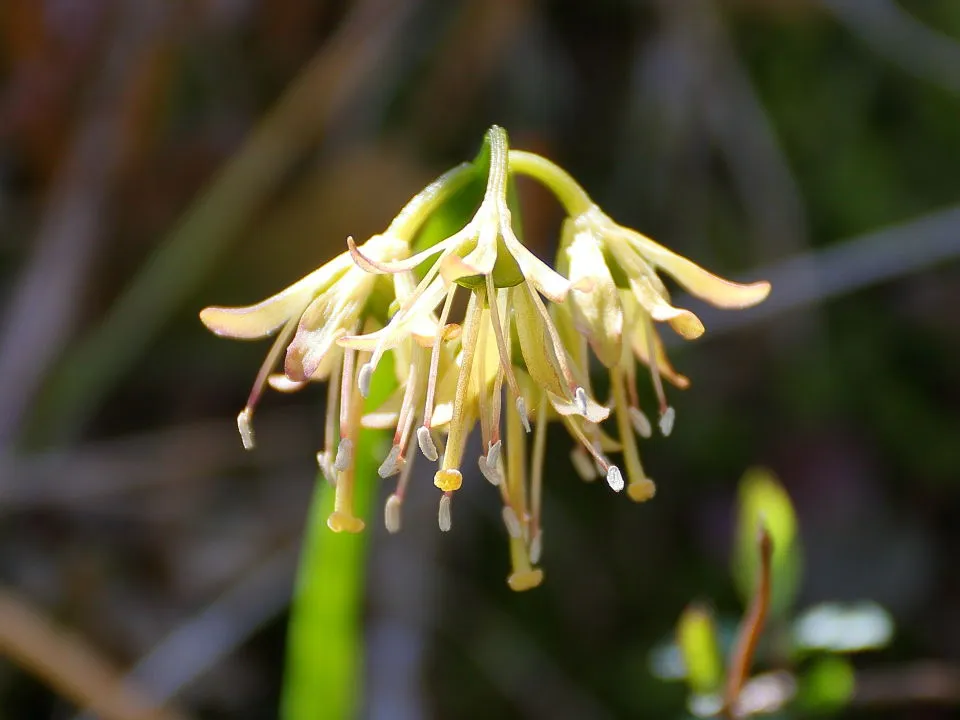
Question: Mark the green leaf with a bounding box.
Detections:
[732,467,803,619]
[677,603,724,695]
[279,355,395,720]
[797,657,855,713]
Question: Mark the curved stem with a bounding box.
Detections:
[508,150,593,216]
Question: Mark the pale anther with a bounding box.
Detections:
[438,494,452,532]
[316,451,335,484]
[334,438,353,472]
[659,406,676,437]
[486,440,501,469]
[529,530,543,565]
[516,397,531,433]
[384,494,402,533]
[237,408,255,450]
[502,506,523,539]
[417,426,439,462]
[575,386,588,416]
[378,445,403,478]
[478,456,500,486]
[570,447,598,481]
[358,362,374,398]
[606,465,624,492]
[629,406,653,438]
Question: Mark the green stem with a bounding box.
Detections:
[507,150,594,216]
[388,162,474,239]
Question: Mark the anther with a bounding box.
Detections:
[334,438,353,472]
[529,530,543,565]
[486,440,501,469]
[478,456,500,485]
[316,451,336,484]
[516,397,531,433]
[502,506,523,539]
[358,362,374,398]
[570,447,598,481]
[629,407,653,438]
[627,478,657,503]
[434,469,462,492]
[659,406,676,437]
[417,426,438,461]
[438,494,452,532]
[575,386,588,416]
[384,494,402,533]
[237,408,255,450]
[378,445,403,478]
[606,465,625,492]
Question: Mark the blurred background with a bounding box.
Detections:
[1,0,959,718]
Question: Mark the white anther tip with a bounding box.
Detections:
[384,494,402,534]
[575,386,588,416]
[237,408,255,450]
[570,447,598,481]
[502,506,523,538]
[629,407,652,438]
[358,363,374,398]
[606,465,624,492]
[516,397,531,433]
[438,494,452,532]
[659,406,676,437]
[378,445,403,478]
[334,438,353,471]
[478,456,500,486]
[417,426,439,462]
[529,531,543,565]
[486,440,502,468]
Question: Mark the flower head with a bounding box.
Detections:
[200,127,771,591]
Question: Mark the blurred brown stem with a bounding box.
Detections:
[723,525,773,718]
[0,588,189,720]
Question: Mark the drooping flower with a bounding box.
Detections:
[199,163,472,533]
[511,149,770,502]
[200,127,771,592]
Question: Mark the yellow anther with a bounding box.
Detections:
[507,569,544,592]
[327,511,365,533]
[627,478,657,503]
[434,469,463,492]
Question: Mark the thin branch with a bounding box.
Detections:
[0,588,190,720]
[724,525,773,718]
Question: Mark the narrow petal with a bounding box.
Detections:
[199,253,352,339]
[628,274,704,340]
[565,227,623,367]
[338,276,447,352]
[501,228,570,302]
[513,283,570,400]
[622,228,771,309]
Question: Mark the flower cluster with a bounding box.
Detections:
[200,126,770,591]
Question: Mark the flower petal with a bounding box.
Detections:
[501,228,570,302]
[513,283,570,400]
[199,253,351,339]
[565,226,623,368]
[338,276,447,352]
[623,228,771,309]
[629,274,705,339]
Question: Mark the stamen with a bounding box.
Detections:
[339,344,357,433]
[502,506,523,539]
[529,530,543,565]
[334,438,353,472]
[358,362,374,398]
[570,446,598,481]
[642,313,669,413]
[529,394,548,546]
[485,275,524,401]
[659,406,676,436]
[478,455,501,485]
[384,493,402,533]
[627,477,657,502]
[438,493,452,532]
[434,468,463,492]
[378,445,403,478]
[237,408,255,450]
[422,287,456,427]
[486,440,502,469]
[629,406,653,438]
[322,360,342,476]
[236,312,301,450]
[611,367,651,500]
[516,397,531,433]
[606,465,625,492]
[316,451,336,485]
[417,426,439,461]
[438,292,482,477]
